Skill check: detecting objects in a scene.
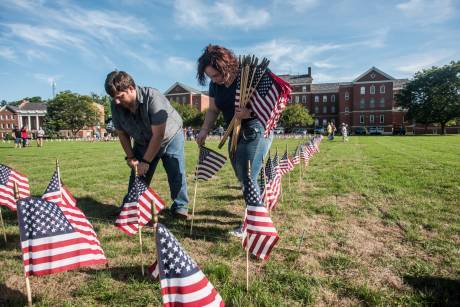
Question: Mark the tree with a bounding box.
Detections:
[279,104,314,130]
[396,61,460,134]
[45,91,100,136]
[171,101,204,128]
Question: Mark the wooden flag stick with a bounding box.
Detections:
[286,144,291,192]
[246,160,252,292]
[139,226,144,276]
[0,207,6,243]
[189,165,199,236]
[14,182,32,307]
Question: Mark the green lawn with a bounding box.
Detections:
[1,136,459,306]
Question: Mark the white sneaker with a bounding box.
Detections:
[229,226,243,238]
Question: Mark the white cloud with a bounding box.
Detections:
[285,0,319,12]
[313,60,337,69]
[392,50,456,74]
[33,73,62,85]
[397,0,455,24]
[174,0,270,29]
[167,56,195,72]
[0,46,16,60]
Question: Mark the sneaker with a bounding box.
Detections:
[172,207,189,220]
[229,226,243,238]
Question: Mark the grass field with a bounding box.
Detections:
[1,135,459,306]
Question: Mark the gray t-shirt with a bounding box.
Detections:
[111,86,183,148]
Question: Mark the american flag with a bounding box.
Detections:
[17,197,107,276]
[291,146,301,165]
[242,177,279,260]
[195,146,227,180]
[154,223,224,306]
[263,155,281,211]
[115,176,165,236]
[42,170,102,247]
[279,150,294,175]
[300,145,311,165]
[258,164,267,205]
[0,164,30,211]
[236,67,291,136]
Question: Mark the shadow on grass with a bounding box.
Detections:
[189,217,240,226]
[76,197,121,222]
[196,209,241,218]
[0,233,21,251]
[404,275,460,305]
[212,194,243,202]
[82,265,149,283]
[0,284,27,306]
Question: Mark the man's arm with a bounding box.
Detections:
[117,129,135,158]
[137,123,166,176]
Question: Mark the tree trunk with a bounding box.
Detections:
[441,122,446,135]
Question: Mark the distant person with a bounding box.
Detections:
[186,127,193,141]
[12,125,21,148]
[341,123,348,142]
[21,126,28,147]
[105,70,189,219]
[37,127,45,147]
[327,122,333,140]
[217,125,224,140]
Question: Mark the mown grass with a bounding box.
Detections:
[0,135,459,306]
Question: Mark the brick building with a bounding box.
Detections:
[280,66,410,134]
[0,100,47,139]
[164,82,210,112]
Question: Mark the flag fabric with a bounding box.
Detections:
[242,177,279,260]
[115,176,166,236]
[154,223,224,306]
[42,171,102,246]
[291,146,300,166]
[258,164,267,204]
[17,197,107,277]
[195,146,227,180]
[264,156,281,211]
[300,145,311,165]
[0,164,30,211]
[236,67,291,137]
[148,260,159,279]
[279,150,294,176]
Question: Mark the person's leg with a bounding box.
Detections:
[160,130,189,214]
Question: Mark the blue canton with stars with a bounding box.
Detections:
[17,197,74,240]
[255,68,273,97]
[244,177,264,208]
[156,223,198,279]
[0,164,12,186]
[44,171,60,194]
[265,156,276,182]
[123,177,148,204]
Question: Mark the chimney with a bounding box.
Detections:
[308,66,312,77]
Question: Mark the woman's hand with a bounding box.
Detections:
[235,106,252,120]
[195,129,209,146]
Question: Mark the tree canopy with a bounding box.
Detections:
[279,103,314,129]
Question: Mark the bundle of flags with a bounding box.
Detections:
[0,164,30,211]
[195,146,227,180]
[150,223,225,306]
[115,176,165,236]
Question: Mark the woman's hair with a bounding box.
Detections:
[196,44,239,86]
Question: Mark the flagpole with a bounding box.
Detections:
[190,148,200,236]
[246,160,251,293]
[277,146,283,204]
[286,144,291,192]
[0,207,6,243]
[299,143,303,187]
[261,157,268,207]
[14,182,32,307]
[134,165,145,276]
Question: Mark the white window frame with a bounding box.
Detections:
[323,95,327,103]
[331,95,335,102]
[302,95,306,103]
[322,119,327,126]
[380,114,384,123]
[360,98,365,109]
[302,85,307,92]
[370,98,375,108]
[359,115,364,124]
[360,86,365,95]
[380,85,385,93]
[323,106,327,114]
[315,118,319,126]
[331,105,336,113]
[0,115,3,120]
[314,95,319,103]
[370,85,375,94]
[6,124,9,129]
[380,98,385,107]
[314,106,319,113]
[0,123,3,128]
[295,96,300,103]
[345,107,349,112]
[370,114,375,123]
[345,92,349,101]
[182,96,186,103]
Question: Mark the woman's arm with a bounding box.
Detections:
[196,98,219,146]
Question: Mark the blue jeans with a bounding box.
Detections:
[129,130,189,211]
[229,119,273,195]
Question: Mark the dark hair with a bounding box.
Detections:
[104,71,136,97]
[196,44,239,86]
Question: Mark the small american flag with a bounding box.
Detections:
[154,223,224,306]
[242,177,279,260]
[115,177,165,236]
[291,146,301,165]
[17,197,107,276]
[300,145,311,165]
[0,164,30,211]
[42,171,102,246]
[263,155,281,211]
[195,146,227,180]
[279,150,294,176]
[235,66,291,137]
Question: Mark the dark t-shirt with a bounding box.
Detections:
[208,80,237,127]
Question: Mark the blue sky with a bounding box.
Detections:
[0,0,459,102]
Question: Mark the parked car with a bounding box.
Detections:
[313,127,325,134]
[354,127,367,135]
[368,127,383,135]
[291,127,308,135]
[273,126,285,134]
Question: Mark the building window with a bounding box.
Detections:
[345,92,349,101]
[323,95,327,103]
[295,96,300,103]
[331,95,335,102]
[6,124,9,129]
[380,114,384,123]
[0,124,3,128]
[0,115,3,120]
[302,85,307,92]
[370,114,375,123]
[331,106,336,113]
[302,95,306,103]
[370,85,375,94]
[380,98,385,107]
[323,106,327,113]
[315,118,319,126]
[380,85,385,93]
[370,98,375,108]
[322,119,327,126]
[360,86,365,95]
[182,96,187,103]
[315,95,319,103]
[360,115,364,124]
[314,106,319,113]
[345,107,349,112]
[360,98,365,109]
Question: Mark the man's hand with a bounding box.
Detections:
[195,129,209,146]
[127,158,139,169]
[234,106,252,120]
[137,161,150,176]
